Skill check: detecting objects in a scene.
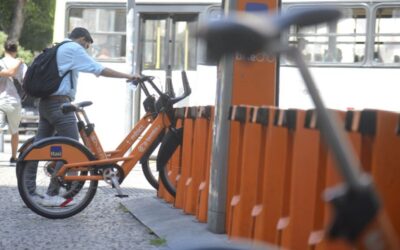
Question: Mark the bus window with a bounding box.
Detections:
[141,14,198,71]
[374,7,400,64]
[286,7,367,65]
[67,7,126,61]
[142,16,167,70]
[172,15,198,71]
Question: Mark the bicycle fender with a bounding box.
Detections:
[18,136,96,163]
[18,136,35,154]
[156,128,183,171]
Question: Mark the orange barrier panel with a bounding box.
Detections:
[312,110,365,250]
[183,106,212,215]
[252,108,289,244]
[196,106,215,223]
[275,109,304,246]
[157,160,174,203]
[279,109,324,250]
[303,110,360,250]
[229,106,265,239]
[174,107,196,209]
[358,110,400,238]
[225,105,248,232]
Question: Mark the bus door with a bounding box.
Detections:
[133,4,221,119]
[138,13,199,108]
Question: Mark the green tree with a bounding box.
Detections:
[20,0,56,51]
[0,1,14,32]
[0,0,55,52]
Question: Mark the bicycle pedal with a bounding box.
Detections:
[115,194,129,198]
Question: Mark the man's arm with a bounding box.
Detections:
[100,67,137,80]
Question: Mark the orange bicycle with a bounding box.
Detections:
[16,71,191,219]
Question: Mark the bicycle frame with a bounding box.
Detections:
[59,112,170,181]
[77,109,156,160]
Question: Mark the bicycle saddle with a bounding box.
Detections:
[197,7,341,61]
[61,101,93,114]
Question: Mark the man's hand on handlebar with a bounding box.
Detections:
[126,75,155,85]
[126,74,141,81]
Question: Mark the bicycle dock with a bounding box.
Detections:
[121,106,400,250]
[122,1,400,248]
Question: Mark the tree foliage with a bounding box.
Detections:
[0,0,55,52]
[20,0,56,51]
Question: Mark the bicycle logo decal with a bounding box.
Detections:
[138,125,162,153]
[50,146,62,158]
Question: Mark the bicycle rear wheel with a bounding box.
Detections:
[17,159,98,219]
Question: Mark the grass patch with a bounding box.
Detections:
[117,203,130,213]
[150,238,167,246]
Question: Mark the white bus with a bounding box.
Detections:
[279,0,400,112]
[53,0,221,149]
[53,0,400,148]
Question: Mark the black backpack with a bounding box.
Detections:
[23,41,72,98]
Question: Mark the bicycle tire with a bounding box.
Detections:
[139,131,166,190]
[158,128,183,197]
[141,157,158,190]
[16,138,98,219]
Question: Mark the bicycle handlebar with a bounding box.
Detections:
[170,71,192,105]
[197,7,341,61]
[129,71,191,105]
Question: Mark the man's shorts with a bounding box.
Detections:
[0,102,22,134]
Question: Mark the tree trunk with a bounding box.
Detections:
[8,0,27,41]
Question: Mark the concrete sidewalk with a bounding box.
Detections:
[121,194,277,250]
[122,196,233,249]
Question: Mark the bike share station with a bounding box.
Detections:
[122,0,400,249]
[15,0,400,249]
[121,0,282,248]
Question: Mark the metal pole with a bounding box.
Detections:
[207,0,237,233]
[126,0,136,129]
[0,132,4,153]
[207,54,235,233]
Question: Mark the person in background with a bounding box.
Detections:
[0,40,25,165]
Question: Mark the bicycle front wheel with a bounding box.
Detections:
[141,158,159,190]
[139,131,166,190]
[158,128,183,197]
[17,159,98,219]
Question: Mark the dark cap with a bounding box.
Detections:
[68,27,93,43]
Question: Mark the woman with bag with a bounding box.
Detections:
[0,40,26,164]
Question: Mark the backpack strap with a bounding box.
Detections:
[56,41,74,89]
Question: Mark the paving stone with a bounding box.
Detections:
[0,150,161,250]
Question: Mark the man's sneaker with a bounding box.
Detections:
[59,187,68,197]
[31,194,44,203]
[22,193,44,207]
[9,157,17,165]
[38,194,76,207]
